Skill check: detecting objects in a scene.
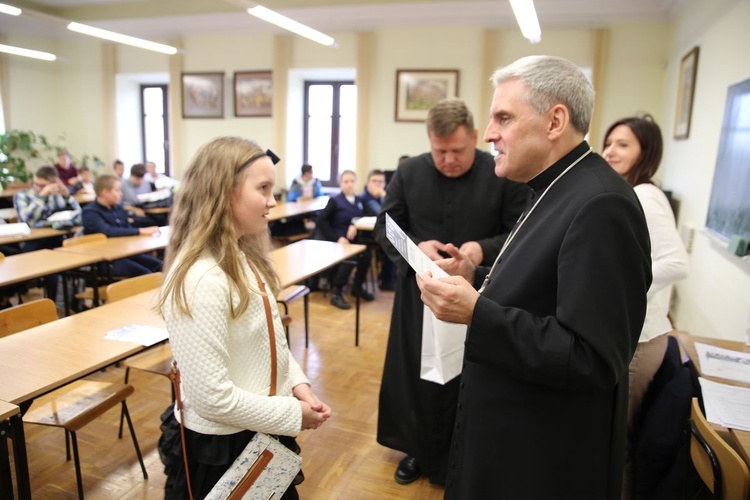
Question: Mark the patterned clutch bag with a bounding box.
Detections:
[205,432,302,500]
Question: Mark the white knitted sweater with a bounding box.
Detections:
[164,251,309,436]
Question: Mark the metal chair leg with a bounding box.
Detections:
[70,431,84,500]
[121,401,148,479]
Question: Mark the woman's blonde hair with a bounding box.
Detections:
[158,136,280,319]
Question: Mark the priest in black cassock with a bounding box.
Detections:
[417,56,652,499]
[373,98,528,486]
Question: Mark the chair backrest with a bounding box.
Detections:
[63,233,106,247]
[106,272,164,303]
[0,298,58,337]
[689,397,750,500]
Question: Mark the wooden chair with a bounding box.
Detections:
[106,273,173,438]
[688,397,750,500]
[1,299,147,499]
[277,285,310,347]
[63,233,109,305]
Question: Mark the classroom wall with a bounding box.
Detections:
[4,5,749,341]
[660,0,750,341]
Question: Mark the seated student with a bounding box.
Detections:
[120,163,159,227]
[14,166,82,237]
[315,169,373,309]
[113,159,125,178]
[361,169,387,216]
[143,161,179,190]
[82,173,162,277]
[287,164,323,201]
[360,169,396,291]
[70,165,95,195]
[54,150,80,187]
[13,165,82,299]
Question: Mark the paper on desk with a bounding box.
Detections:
[698,377,750,431]
[694,342,750,384]
[104,324,169,346]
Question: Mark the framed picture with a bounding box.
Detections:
[234,71,273,117]
[181,72,224,119]
[673,47,699,139]
[395,69,459,122]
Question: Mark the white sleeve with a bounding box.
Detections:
[635,185,689,295]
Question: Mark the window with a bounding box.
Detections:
[140,84,170,174]
[303,81,356,186]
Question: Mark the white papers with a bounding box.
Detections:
[0,222,30,237]
[698,377,750,431]
[353,216,376,231]
[694,342,750,384]
[137,188,172,203]
[104,323,168,346]
[46,210,79,222]
[385,213,448,279]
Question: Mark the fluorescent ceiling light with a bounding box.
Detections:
[247,5,335,47]
[67,22,178,55]
[0,3,21,16]
[0,43,55,61]
[509,0,541,43]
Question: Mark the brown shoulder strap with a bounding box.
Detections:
[248,263,278,397]
[169,360,194,500]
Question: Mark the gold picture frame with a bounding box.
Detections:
[673,47,699,139]
[395,69,459,122]
[234,71,273,117]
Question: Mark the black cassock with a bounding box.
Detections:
[374,150,528,484]
[445,142,652,499]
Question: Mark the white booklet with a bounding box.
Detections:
[104,323,169,346]
[385,213,467,385]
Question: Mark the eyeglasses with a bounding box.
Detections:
[32,181,50,189]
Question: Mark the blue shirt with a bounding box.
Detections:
[82,201,140,237]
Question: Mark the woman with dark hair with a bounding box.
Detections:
[603,114,689,498]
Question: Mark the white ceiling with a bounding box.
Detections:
[0,0,687,44]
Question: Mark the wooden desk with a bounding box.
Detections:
[0,290,162,406]
[0,226,74,247]
[0,400,30,499]
[55,226,170,262]
[0,249,101,288]
[270,239,366,345]
[269,196,329,221]
[0,207,17,222]
[675,332,750,467]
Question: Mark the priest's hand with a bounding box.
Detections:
[458,241,483,265]
[435,243,476,284]
[418,239,447,261]
[417,271,478,325]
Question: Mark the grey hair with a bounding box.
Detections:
[491,55,594,135]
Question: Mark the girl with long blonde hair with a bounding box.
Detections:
[158,136,331,499]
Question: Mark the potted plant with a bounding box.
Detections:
[0,129,57,189]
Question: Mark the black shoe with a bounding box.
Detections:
[352,288,375,301]
[330,293,351,310]
[395,456,420,485]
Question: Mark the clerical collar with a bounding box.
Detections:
[528,141,591,194]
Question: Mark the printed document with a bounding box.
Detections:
[694,342,750,384]
[698,377,750,431]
